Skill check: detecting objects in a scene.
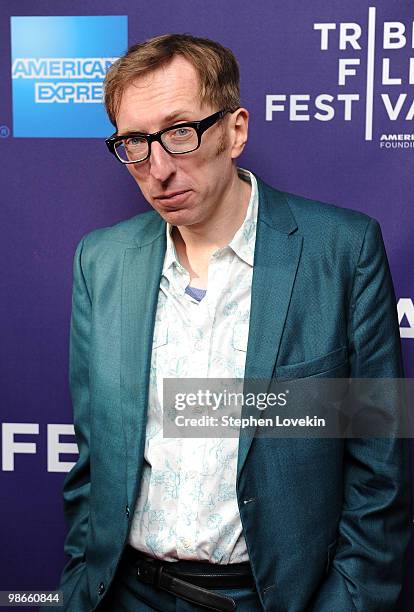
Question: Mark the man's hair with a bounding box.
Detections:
[104,33,240,127]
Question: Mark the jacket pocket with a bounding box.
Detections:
[275,346,348,381]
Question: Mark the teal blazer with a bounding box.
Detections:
[55,176,411,611]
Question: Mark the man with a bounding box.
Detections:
[55,34,411,611]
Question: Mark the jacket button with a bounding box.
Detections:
[126,505,130,518]
[98,582,105,595]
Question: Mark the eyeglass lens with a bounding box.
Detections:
[115,126,199,163]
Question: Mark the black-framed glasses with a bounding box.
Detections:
[105,109,232,164]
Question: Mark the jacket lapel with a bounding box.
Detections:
[121,216,166,504]
[237,178,303,478]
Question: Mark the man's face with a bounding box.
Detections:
[115,55,246,227]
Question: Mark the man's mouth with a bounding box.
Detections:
[155,190,189,199]
[154,190,191,207]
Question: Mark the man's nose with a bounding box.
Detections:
[149,141,176,182]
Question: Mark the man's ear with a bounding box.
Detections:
[229,108,249,160]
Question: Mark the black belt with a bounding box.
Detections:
[124,545,256,611]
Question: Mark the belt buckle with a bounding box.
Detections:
[136,559,157,585]
[154,565,163,588]
[135,559,237,612]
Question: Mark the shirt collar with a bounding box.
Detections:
[164,223,179,273]
[163,167,258,274]
[228,168,257,267]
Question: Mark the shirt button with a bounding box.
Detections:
[182,539,191,549]
[98,582,105,595]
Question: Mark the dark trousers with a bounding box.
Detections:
[100,550,263,611]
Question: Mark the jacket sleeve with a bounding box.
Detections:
[56,237,93,611]
[312,218,412,612]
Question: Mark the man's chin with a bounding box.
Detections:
[158,208,198,226]
[152,200,198,225]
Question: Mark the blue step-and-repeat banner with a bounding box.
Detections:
[1,0,413,609]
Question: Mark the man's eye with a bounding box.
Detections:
[173,128,191,138]
[125,137,146,146]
